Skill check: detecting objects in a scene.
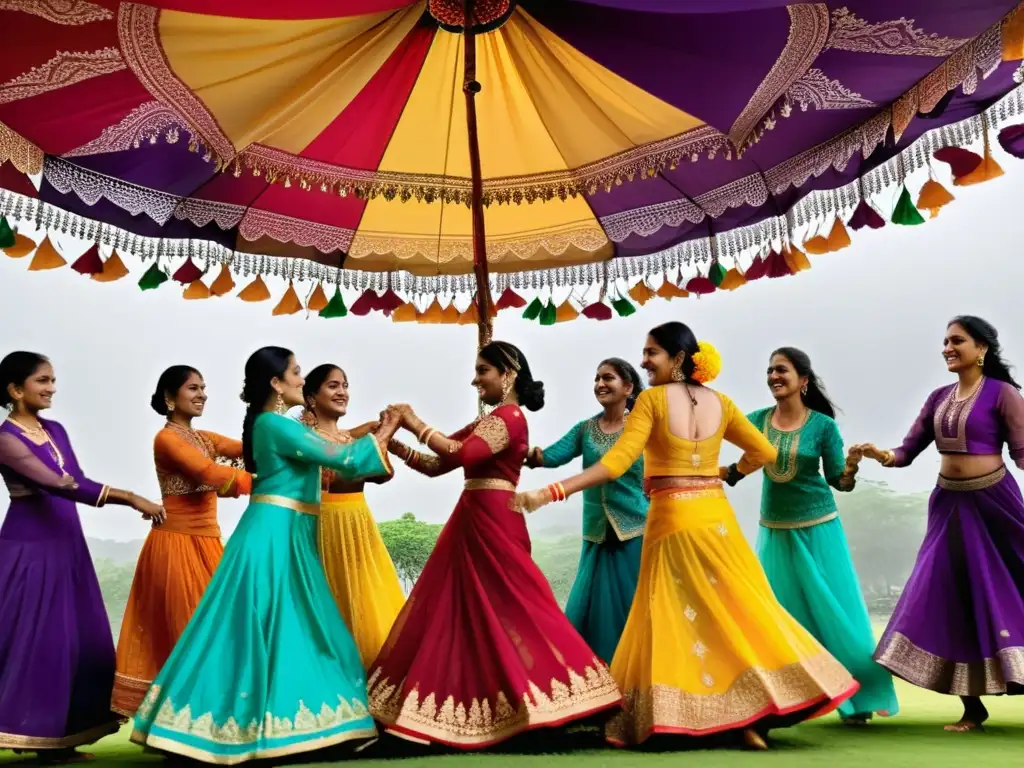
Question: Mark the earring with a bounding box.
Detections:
[670,360,684,382]
[978,356,986,368]
[801,385,808,396]
[166,401,175,413]
[275,392,286,414]
[501,375,514,403]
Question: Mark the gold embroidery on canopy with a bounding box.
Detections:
[472,415,510,455]
[0,0,112,25]
[786,68,875,111]
[826,7,969,56]
[876,632,1024,696]
[0,48,124,106]
[0,121,43,175]
[367,661,620,745]
[66,101,185,157]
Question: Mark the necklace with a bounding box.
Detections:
[5,416,69,476]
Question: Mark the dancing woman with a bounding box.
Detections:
[857,316,1024,732]
[301,364,405,669]
[513,323,857,749]
[368,341,621,749]
[733,347,897,724]
[112,366,252,717]
[526,358,647,664]
[131,347,401,764]
[0,351,164,762]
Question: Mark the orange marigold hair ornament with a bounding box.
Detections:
[691,341,722,384]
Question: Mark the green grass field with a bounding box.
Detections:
[3,680,1022,767]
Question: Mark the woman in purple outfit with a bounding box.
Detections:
[0,351,164,763]
[857,316,1024,732]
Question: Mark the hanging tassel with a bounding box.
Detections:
[708,262,728,288]
[27,236,67,271]
[656,281,689,299]
[916,179,954,217]
[998,124,1024,159]
[766,250,792,278]
[718,268,746,291]
[522,297,543,321]
[377,288,404,316]
[953,146,1004,187]
[802,235,829,254]
[306,283,328,312]
[555,300,579,323]
[391,302,418,323]
[783,245,811,273]
[415,299,444,323]
[172,257,203,284]
[743,255,768,281]
[238,275,271,302]
[933,146,983,180]
[272,281,302,316]
[629,281,655,305]
[438,303,460,324]
[495,287,527,310]
[826,219,851,251]
[581,302,613,321]
[71,244,103,275]
[684,276,716,294]
[0,216,14,248]
[3,230,35,258]
[209,264,235,297]
[91,252,129,282]
[847,198,885,231]
[319,286,348,318]
[611,297,636,317]
[539,300,557,326]
[349,289,379,316]
[137,262,168,291]
[891,185,925,225]
[183,280,211,300]
[457,303,480,326]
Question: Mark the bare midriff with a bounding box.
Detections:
[939,453,1004,478]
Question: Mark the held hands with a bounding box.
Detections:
[373,408,402,448]
[132,494,166,525]
[524,447,544,469]
[850,443,892,465]
[509,487,553,515]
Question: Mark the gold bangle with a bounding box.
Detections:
[418,425,436,445]
[882,450,896,467]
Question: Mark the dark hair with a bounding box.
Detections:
[479,341,545,412]
[302,364,344,406]
[599,357,645,410]
[150,365,201,416]
[0,351,49,409]
[770,347,839,419]
[240,346,293,473]
[648,322,700,384]
[949,316,1020,389]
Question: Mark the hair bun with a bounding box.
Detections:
[520,379,545,412]
[150,391,169,416]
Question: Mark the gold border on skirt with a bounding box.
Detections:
[0,720,122,750]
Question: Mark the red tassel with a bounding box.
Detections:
[933,147,983,180]
[684,276,717,294]
[581,302,613,320]
[71,244,104,275]
[495,287,527,310]
[172,257,203,284]
[349,289,380,316]
[998,124,1024,159]
[847,198,886,231]
[377,288,404,316]
[743,255,768,281]
[765,250,792,278]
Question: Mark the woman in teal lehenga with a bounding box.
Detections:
[728,347,898,723]
[131,347,401,764]
[526,358,647,664]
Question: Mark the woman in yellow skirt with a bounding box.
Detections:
[514,322,858,750]
[301,364,405,668]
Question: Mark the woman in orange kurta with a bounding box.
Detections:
[112,366,251,717]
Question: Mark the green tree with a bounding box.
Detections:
[378,513,443,592]
[531,536,581,607]
[93,557,137,638]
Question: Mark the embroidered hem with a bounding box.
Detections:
[111,672,151,717]
[367,662,622,747]
[875,631,1024,696]
[605,655,858,745]
[759,511,838,530]
[0,719,122,750]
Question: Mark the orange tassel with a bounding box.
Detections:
[209,264,235,296]
[456,303,479,325]
[916,179,955,217]
[1003,6,1024,62]
[91,252,129,283]
[183,280,211,300]
[238,275,271,302]
[802,235,829,255]
[391,302,418,323]
[3,232,36,259]
[656,281,689,299]
[826,219,851,251]
[629,281,655,305]
[272,281,302,315]
[555,300,579,323]
[718,268,747,291]
[27,236,66,271]
[416,299,445,324]
[953,147,1004,187]
[306,283,329,312]
[784,245,812,273]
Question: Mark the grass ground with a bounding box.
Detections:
[3,679,1022,767]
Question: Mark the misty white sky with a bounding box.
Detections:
[2,158,1023,542]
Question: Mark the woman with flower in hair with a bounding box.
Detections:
[525,358,647,665]
[513,323,858,750]
[300,363,404,669]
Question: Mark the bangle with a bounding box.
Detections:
[419,427,436,445]
[882,450,896,467]
[546,482,567,502]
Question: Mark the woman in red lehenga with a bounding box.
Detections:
[369,341,622,749]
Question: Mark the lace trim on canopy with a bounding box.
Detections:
[0,47,124,106]
[0,121,44,175]
[117,3,235,164]
[238,208,355,253]
[786,69,875,112]
[0,0,112,25]
[66,101,186,157]
[826,7,970,57]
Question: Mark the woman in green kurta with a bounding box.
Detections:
[526,358,647,664]
[132,347,402,764]
[726,347,897,723]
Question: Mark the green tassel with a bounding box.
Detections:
[612,297,636,317]
[892,185,925,226]
[0,216,14,249]
[522,297,543,321]
[319,286,348,318]
[709,262,727,287]
[137,262,169,291]
[539,300,557,326]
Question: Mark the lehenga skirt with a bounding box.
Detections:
[0,498,121,750]
[565,534,643,665]
[113,514,224,716]
[367,483,622,749]
[319,492,405,669]
[875,467,1024,696]
[605,483,858,746]
[757,516,898,719]
[131,498,376,764]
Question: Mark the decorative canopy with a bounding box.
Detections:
[2,0,1024,324]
